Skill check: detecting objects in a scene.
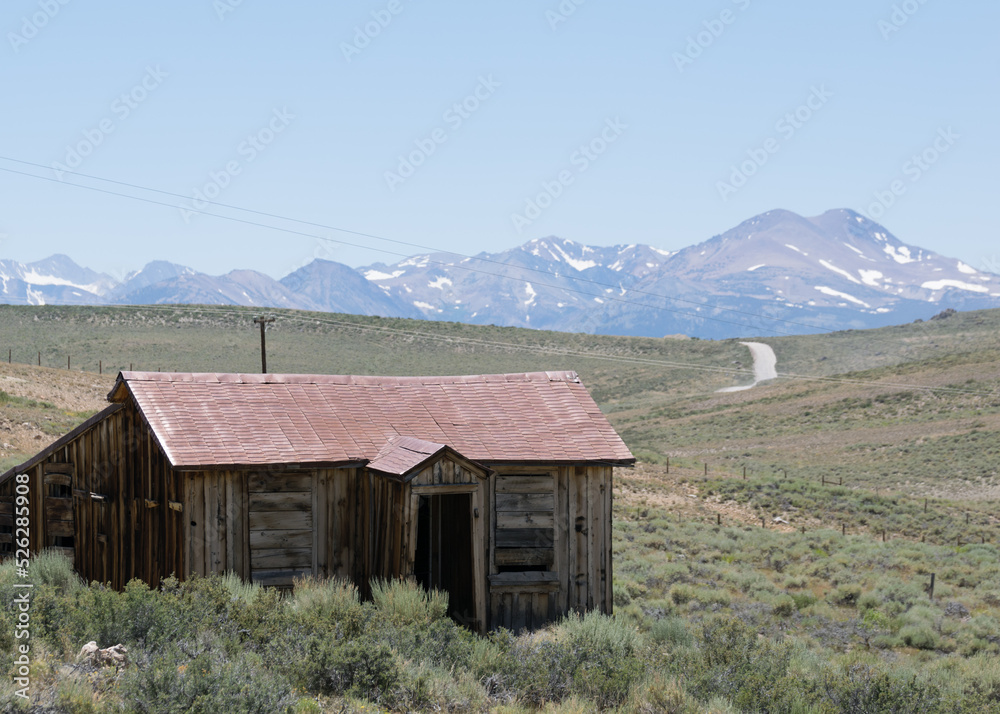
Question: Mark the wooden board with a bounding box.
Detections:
[43,462,75,475]
[250,529,312,550]
[248,474,312,492]
[248,491,311,512]
[495,548,554,566]
[44,499,73,520]
[43,473,72,487]
[496,511,554,529]
[249,510,312,531]
[495,528,554,548]
[490,571,559,586]
[250,567,311,588]
[495,476,553,494]
[495,493,554,512]
[250,548,313,570]
[47,520,75,538]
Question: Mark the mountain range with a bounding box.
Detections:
[3,208,998,339]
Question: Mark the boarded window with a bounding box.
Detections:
[494,474,554,572]
[248,472,313,588]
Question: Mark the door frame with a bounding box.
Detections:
[409,483,486,632]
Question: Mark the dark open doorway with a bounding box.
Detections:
[414,493,476,627]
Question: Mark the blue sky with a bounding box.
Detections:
[2,0,997,281]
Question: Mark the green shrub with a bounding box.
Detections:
[828,584,863,607]
[899,624,940,650]
[626,672,698,714]
[691,616,799,711]
[562,613,644,708]
[289,576,364,638]
[772,594,796,617]
[123,639,297,713]
[669,584,694,606]
[817,662,944,713]
[370,578,448,626]
[649,617,693,648]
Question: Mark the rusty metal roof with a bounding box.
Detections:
[108,371,635,470]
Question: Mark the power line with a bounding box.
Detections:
[0,156,832,335]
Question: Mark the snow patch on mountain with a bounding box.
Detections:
[858,269,884,287]
[819,260,861,285]
[884,244,916,264]
[524,283,537,307]
[365,269,404,281]
[921,279,989,293]
[815,286,870,308]
[428,276,452,290]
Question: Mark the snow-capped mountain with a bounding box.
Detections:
[3,209,998,338]
[595,209,1000,337]
[0,254,116,305]
[358,239,674,330]
[279,259,422,318]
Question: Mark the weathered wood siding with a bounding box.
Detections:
[0,402,183,589]
[488,464,612,631]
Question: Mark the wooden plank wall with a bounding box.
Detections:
[316,467,359,580]
[488,464,613,631]
[0,403,184,589]
[561,465,612,615]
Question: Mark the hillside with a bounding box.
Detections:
[3,304,1000,711]
[3,303,1000,496]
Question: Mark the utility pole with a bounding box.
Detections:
[253,316,275,373]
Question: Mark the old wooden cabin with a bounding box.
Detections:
[0,370,634,632]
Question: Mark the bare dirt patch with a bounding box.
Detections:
[0,363,113,465]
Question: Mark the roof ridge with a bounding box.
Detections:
[117,370,581,385]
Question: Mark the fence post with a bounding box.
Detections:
[842,523,846,536]
[67,356,70,370]
[37,351,40,366]
[99,360,102,375]
[928,573,935,600]
[717,513,721,526]
[704,463,708,476]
